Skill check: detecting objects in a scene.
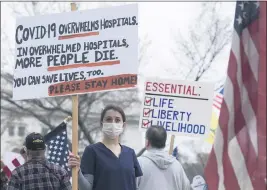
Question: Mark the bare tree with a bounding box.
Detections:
[1,2,151,151]
[135,3,232,158]
[171,2,233,86]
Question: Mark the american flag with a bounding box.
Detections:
[205,1,266,190]
[213,87,224,112]
[44,121,71,176]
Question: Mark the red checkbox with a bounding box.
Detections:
[143,108,152,117]
[144,97,153,106]
[142,119,151,128]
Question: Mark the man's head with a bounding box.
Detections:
[145,125,167,149]
[24,132,46,159]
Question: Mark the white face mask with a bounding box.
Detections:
[102,123,124,139]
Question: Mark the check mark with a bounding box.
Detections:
[144,97,153,106]
[143,108,153,117]
[142,119,151,128]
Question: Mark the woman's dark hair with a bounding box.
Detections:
[100,105,126,123]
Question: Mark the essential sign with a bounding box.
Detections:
[139,78,214,138]
[13,4,138,100]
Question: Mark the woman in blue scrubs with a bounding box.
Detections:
[68,105,143,190]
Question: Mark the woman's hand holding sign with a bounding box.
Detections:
[68,152,81,171]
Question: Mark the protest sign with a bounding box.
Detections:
[13,4,138,100]
[139,78,214,138]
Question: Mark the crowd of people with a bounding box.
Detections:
[1,105,191,190]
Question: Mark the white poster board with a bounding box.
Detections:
[13,4,138,100]
[139,78,214,138]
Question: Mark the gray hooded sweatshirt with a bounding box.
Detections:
[136,148,191,190]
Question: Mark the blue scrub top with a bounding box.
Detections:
[80,142,143,190]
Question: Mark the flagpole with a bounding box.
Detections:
[70,3,79,190]
[72,94,79,190]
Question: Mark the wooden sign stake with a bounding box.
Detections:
[70,3,79,190]
[168,135,175,155]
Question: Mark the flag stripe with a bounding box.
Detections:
[3,165,12,178]
[241,30,259,114]
[238,41,258,155]
[235,126,258,188]
[205,147,219,189]
[242,28,259,81]
[213,103,221,110]
[228,36,258,189]
[256,2,267,188]
[232,31,258,155]
[228,135,253,189]
[247,19,260,59]
[12,158,21,167]
[219,78,240,190]
[234,37,259,189]
[216,95,223,100]
[214,99,222,105]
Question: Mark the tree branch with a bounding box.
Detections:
[172,2,232,82]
